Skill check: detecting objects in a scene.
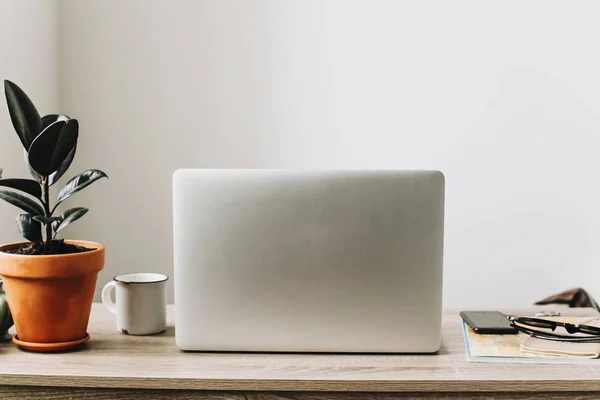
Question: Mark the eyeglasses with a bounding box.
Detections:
[509,316,600,342]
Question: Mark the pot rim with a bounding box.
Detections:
[0,240,104,259]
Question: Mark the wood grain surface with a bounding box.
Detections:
[0,388,598,400]
[0,304,599,393]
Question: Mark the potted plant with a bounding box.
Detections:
[0,169,12,342]
[0,277,13,342]
[0,80,107,352]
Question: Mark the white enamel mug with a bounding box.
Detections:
[101,273,168,335]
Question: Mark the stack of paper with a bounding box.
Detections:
[462,316,600,364]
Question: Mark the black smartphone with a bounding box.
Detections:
[459,311,518,334]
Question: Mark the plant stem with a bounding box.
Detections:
[42,177,52,247]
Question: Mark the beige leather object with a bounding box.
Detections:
[521,336,600,358]
[520,317,600,358]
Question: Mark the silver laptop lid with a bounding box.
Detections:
[173,169,444,353]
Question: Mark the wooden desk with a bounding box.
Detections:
[0,305,599,399]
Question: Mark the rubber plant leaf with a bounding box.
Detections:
[24,149,42,183]
[42,114,75,185]
[28,119,78,177]
[55,169,108,207]
[41,114,70,131]
[48,144,77,186]
[52,207,88,234]
[0,179,41,200]
[4,80,41,150]
[32,216,62,225]
[15,214,42,242]
[0,190,44,215]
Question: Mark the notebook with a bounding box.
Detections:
[462,313,600,364]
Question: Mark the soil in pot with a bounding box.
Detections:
[1,239,94,255]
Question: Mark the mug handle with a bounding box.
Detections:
[101,281,117,315]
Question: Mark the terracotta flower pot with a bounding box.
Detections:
[0,240,104,344]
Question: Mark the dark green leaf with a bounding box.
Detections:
[0,190,44,215]
[4,80,41,150]
[0,179,41,199]
[41,114,70,131]
[52,207,88,234]
[28,119,78,176]
[32,215,62,225]
[56,169,108,207]
[48,144,77,186]
[22,117,73,184]
[15,214,42,242]
[24,149,42,183]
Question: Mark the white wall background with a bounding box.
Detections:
[4,1,600,308]
[0,1,59,244]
